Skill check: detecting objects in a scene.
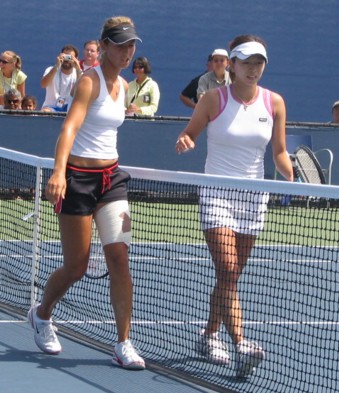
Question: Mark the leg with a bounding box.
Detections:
[28,213,93,354]
[204,227,255,345]
[205,228,264,377]
[37,214,93,319]
[103,241,132,343]
[94,201,145,369]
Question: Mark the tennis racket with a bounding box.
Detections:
[85,221,109,279]
[293,145,326,184]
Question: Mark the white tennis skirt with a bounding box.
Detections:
[199,187,269,236]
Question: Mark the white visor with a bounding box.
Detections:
[230,42,268,63]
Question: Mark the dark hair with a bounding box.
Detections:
[61,44,79,58]
[228,35,267,81]
[132,57,151,74]
[22,95,38,105]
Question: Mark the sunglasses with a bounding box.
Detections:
[0,59,11,64]
[134,65,144,69]
[7,99,20,103]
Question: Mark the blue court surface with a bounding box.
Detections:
[1,240,338,393]
[0,308,219,393]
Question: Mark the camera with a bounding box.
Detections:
[63,54,72,61]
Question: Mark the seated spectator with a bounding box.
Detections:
[79,40,100,71]
[3,88,22,110]
[0,50,27,107]
[41,44,82,112]
[179,54,213,109]
[22,95,38,111]
[197,49,231,100]
[331,101,339,123]
[125,57,160,117]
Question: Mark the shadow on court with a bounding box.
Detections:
[0,310,219,393]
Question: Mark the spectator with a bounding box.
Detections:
[22,95,38,111]
[125,57,160,117]
[197,48,231,100]
[41,44,82,112]
[3,88,22,110]
[79,40,100,71]
[331,101,339,123]
[0,50,27,107]
[179,54,213,109]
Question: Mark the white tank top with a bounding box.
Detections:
[205,85,273,178]
[71,66,125,159]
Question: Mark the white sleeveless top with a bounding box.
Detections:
[71,66,125,159]
[205,85,274,178]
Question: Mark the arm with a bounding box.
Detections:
[16,70,27,98]
[40,54,64,88]
[17,81,25,98]
[45,72,97,205]
[197,73,208,101]
[271,92,294,181]
[176,89,219,153]
[180,78,199,109]
[179,93,196,109]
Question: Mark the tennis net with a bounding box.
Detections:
[0,147,338,393]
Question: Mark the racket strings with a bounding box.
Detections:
[294,146,324,184]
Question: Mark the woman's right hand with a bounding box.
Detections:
[45,172,67,206]
[175,133,195,154]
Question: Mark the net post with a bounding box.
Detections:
[29,162,44,307]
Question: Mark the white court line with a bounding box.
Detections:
[1,319,337,326]
[0,254,333,264]
[0,320,27,323]
[9,320,334,326]
[1,240,339,249]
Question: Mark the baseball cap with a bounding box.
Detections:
[332,101,339,111]
[211,49,229,58]
[230,42,268,63]
[101,24,142,45]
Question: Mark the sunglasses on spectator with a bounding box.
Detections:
[134,65,144,69]
[0,59,11,64]
[7,99,20,103]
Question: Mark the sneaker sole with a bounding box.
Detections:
[112,354,146,370]
[236,353,264,378]
[196,345,230,365]
[27,307,62,355]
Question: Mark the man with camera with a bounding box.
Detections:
[41,44,81,112]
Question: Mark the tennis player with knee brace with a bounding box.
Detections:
[176,35,293,377]
[28,16,145,370]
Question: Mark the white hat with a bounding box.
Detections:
[211,49,229,58]
[230,42,268,63]
[332,101,339,110]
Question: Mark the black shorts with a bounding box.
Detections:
[54,163,130,215]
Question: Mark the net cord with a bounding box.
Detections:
[1,146,339,199]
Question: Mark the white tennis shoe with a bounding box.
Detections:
[112,340,145,370]
[196,329,230,365]
[27,303,62,355]
[235,340,265,377]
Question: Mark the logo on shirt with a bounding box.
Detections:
[259,118,268,122]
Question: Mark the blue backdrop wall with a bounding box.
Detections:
[1,0,338,121]
[1,114,339,184]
